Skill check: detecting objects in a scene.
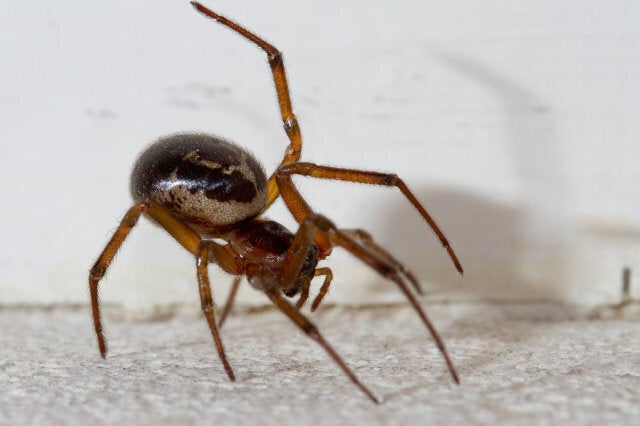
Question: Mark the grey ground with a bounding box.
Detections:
[1,301,639,425]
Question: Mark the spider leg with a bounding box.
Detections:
[144,202,242,379]
[307,214,460,385]
[196,241,236,381]
[191,2,302,206]
[90,199,208,358]
[342,229,423,295]
[218,276,242,328]
[89,202,147,358]
[278,215,318,285]
[310,267,334,312]
[90,200,242,380]
[273,217,328,311]
[273,173,460,383]
[276,162,463,275]
[247,267,378,404]
[295,277,311,310]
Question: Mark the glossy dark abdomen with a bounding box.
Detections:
[130,133,268,233]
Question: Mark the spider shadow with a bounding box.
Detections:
[375,186,565,304]
[369,52,582,375]
[370,187,576,386]
[374,51,574,310]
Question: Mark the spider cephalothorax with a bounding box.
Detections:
[89,2,463,404]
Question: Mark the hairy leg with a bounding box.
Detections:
[191,1,303,206]
[196,241,236,381]
[247,266,379,404]
[342,229,423,295]
[275,172,460,383]
[304,214,460,385]
[89,202,147,358]
[276,162,463,274]
[310,267,334,312]
[218,276,242,327]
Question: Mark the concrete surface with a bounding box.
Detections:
[1,301,639,425]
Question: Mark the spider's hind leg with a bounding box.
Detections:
[341,229,424,295]
[297,213,460,385]
[218,276,242,328]
[275,167,460,383]
[196,241,238,381]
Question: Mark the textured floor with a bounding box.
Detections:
[1,301,639,425]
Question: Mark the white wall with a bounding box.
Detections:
[1,0,639,307]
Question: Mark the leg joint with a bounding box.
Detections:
[302,322,320,340]
[276,162,315,177]
[268,50,283,66]
[305,213,335,232]
[283,116,300,138]
[383,173,400,186]
[89,264,106,281]
[201,301,215,313]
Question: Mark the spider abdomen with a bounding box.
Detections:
[130,133,268,234]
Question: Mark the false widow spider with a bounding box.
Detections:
[89,1,464,404]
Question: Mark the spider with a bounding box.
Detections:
[89,1,464,404]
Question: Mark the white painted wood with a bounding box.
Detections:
[1,0,638,306]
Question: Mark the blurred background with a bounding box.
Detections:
[1,0,638,308]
